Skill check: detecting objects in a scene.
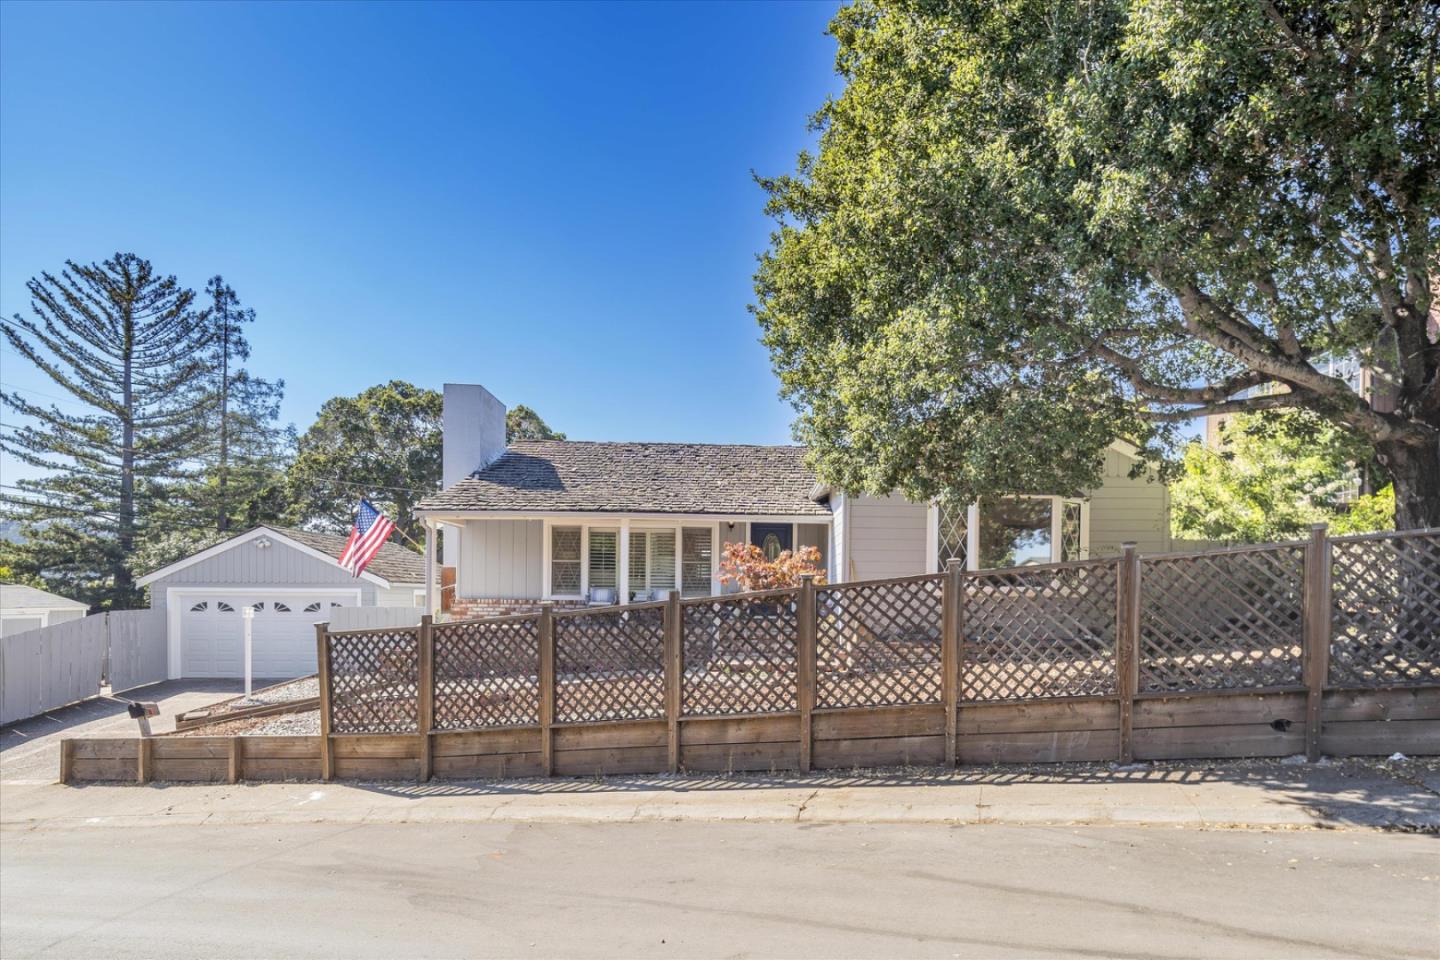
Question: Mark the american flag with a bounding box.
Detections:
[337,499,395,577]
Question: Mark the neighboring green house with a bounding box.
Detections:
[414,385,1173,618]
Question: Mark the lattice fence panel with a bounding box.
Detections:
[682,593,798,715]
[433,616,540,729]
[1330,532,1440,687]
[1139,547,1304,692]
[816,576,943,708]
[327,627,420,733]
[553,605,666,723]
[964,563,1117,701]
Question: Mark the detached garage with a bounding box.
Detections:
[138,526,427,680]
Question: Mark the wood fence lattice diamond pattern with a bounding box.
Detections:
[1329,532,1440,687]
[682,594,798,715]
[964,564,1117,701]
[554,606,666,723]
[816,576,943,708]
[1139,547,1304,691]
[328,628,420,733]
[433,617,540,729]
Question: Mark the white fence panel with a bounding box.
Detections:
[0,615,108,725]
[327,606,424,632]
[107,608,167,693]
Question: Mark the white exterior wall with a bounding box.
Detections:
[459,518,544,599]
[1087,447,1172,556]
[844,493,929,581]
[147,537,378,622]
[375,585,424,607]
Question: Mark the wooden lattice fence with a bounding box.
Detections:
[298,525,1440,783]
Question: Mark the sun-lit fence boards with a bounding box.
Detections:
[126,523,1432,788]
[552,603,667,723]
[815,575,944,708]
[1139,544,1306,692]
[964,560,1118,702]
[680,590,799,716]
[433,614,541,730]
[1328,530,1440,688]
[326,625,420,734]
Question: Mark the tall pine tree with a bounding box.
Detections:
[129,277,292,574]
[199,275,288,534]
[0,254,215,608]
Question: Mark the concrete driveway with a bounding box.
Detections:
[1,680,275,783]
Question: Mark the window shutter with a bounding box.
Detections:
[681,527,712,597]
[649,530,676,590]
[589,530,618,589]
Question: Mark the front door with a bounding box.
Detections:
[750,523,792,560]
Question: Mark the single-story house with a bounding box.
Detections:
[0,584,90,637]
[138,525,428,679]
[415,384,1173,619]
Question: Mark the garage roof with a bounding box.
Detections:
[136,525,430,589]
[0,583,89,612]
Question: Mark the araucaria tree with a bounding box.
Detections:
[755,1,1439,528]
[0,254,215,608]
[198,276,288,533]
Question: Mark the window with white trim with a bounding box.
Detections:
[588,529,618,591]
[551,526,582,595]
[976,496,1088,569]
[937,501,968,570]
[681,527,712,597]
[628,529,676,600]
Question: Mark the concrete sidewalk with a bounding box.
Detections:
[4,758,1437,832]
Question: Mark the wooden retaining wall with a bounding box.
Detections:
[61,685,1439,783]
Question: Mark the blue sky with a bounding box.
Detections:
[1,1,841,478]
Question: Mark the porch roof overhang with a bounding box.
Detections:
[415,509,834,525]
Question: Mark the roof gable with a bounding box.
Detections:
[135,526,428,588]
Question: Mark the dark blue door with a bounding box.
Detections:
[750,523,792,560]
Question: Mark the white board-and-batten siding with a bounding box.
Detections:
[459,519,544,600]
[1086,447,1172,557]
[843,494,929,582]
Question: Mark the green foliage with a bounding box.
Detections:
[506,404,565,442]
[286,381,441,547]
[1171,411,1391,542]
[286,386,566,547]
[146,277,293,565]
[755,1,1439,525]
[0,254,216,608]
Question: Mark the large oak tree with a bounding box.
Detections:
[755,0,1439,528]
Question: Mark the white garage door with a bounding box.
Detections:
[179,593,356,679]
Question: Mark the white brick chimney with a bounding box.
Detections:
[442,383,507,489]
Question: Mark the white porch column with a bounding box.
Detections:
[424,518,437,616]
[618,519,631,605]
[966,503,981,572]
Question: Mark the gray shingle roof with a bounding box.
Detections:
[416,440,830,517]
[0,583,89,611]
[268,526,429,585]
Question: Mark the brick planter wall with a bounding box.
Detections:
[448,597,589,620]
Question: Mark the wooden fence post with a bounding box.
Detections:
[59,739,75,786]
[1116,544,1140,763]
[315,621,334,781]
[666,590,682,773]
[942,558,964,768]
[539,603,555,777]
[797,575,817,773]
[137,736,152,785]
[418,615,434,782]
[1303,523,1332,762]
[228,737,242,784]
